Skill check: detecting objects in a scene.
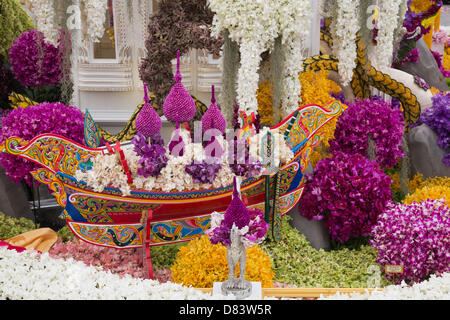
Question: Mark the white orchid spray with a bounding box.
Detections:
[85,0,108,43]
[30,0,59,45]
[208,0,312,118]
[329,0,361,87]
[0,247,232,300]
[374,0,404,70]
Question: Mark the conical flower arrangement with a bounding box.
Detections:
[201,85,226,134]
[163,50,196,122]
[223,176,250,229]
[135,83,162,138]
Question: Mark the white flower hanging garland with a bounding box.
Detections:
[29,0,108,44]
[208,0,312,118]
[329,0,360,87]
[84,0,108,43]
[375,0,404,70]
[30,0,59,45]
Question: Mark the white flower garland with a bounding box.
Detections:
[320,273,450,300]
[0,247,232,300]
[208,0,312,118]
[278,0,312,117]
[374,0,403,70]
[329,0,360,86]
[30,0,59,45]
[85,0,108,43]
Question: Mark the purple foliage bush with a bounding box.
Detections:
[0,102,85,185]
[329,98,405,168]
[9,30,62,89]
[370,199,450,284]
[299,152,393,243]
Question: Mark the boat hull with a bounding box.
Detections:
[1,100,345,248]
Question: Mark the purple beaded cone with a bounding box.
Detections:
[163,50,196,122]
[135,83,162,138]
[223,177,250,229]
[201,85,226,134]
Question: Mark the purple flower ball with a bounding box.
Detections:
[9,30,62,89]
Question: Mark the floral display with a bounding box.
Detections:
[209,0,312,117]
[370,199,450,284]
[299,152,393,243]
[9,30,62,89]
[321,273,450,300]
[2,0,450,302]
[170,235,274,288]
[0,246,231,300]
[329,98,405,168]
[403,176,450,207]
[415,92,449,166]
[328,0,360,86]
[0,102,85,185]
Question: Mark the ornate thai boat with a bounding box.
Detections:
[0,99,345,277]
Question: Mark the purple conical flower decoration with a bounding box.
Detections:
[202,85,225,159]
[135,83,162,138]
[201,85,226,134]
[163,50,196,122]
[223,177,250,229]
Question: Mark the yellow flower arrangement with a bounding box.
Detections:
[388,172,424,195]
[444,44,450,72]
[170,235,274,288]
[403,176,450,207]
[256,82,274,126]
[299,70,342,107]
[410,0,434,13]
[298,70,345,166]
